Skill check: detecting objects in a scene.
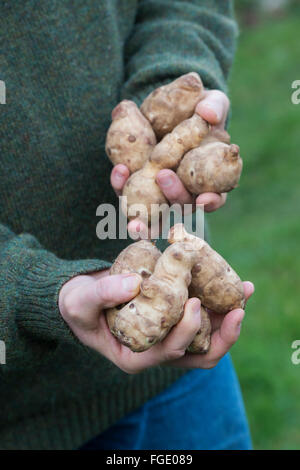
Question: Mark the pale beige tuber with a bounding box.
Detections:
[140,72,204,140]
[105,72,243,225]
[122,113,209,224]
[177,129,243,194]
[169,224,246,315]
[187,307,212,354]
[109,239,161,280]
[106,224,245,353]
[105,100,156,173]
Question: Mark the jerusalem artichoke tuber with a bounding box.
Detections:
[106,224,245,353]
[105,100,156,173]
[105,73,243,225]
[187,306,212,354]
[122,114,209,224]
[177,130,243,194]
[140,72,204,140]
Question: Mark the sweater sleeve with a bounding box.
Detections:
[0,224,111,372]
[121,0,238,104]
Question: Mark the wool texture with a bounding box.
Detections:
[0,0,237,449]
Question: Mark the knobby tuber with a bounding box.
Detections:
[187,307,212,354]
[109,239,161,279]
[169,224,246,315]
[107,237,211,354]
[177,129,243,194]
[106,224,245,353]
[140,72,204,140]
[105,100,157,173]
[105,72,243,225]
[122,113,209,224]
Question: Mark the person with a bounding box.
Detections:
[0,0,254,450]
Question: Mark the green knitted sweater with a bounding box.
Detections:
[0,0,237,449]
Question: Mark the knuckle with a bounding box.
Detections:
[164,348,186,362]
[182,325,200,343]
[95,278,113,305]
[168,192,183,205]
[63,293,79,321]
[191,326,201,341]
[182,314,201,336]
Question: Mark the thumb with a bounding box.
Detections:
[196,90,230,128]
[72,273,142,316]
[96,273,142,308]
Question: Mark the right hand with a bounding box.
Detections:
[110,89,230,239]
[59,270,254,374]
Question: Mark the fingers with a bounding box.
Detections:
[108,298,202,374]
[111,90,230,211]
[127,219,154,241]
[209,281,255,332]
[159,298,202,359]
[196,192,227,212]
[195,89,230,129]
[204,308,245,366]
[110,164,130,196]
[168,281,254,369]
[171,308,245,369]
[100,282,255,374]
[156,170,194,206]
[128,178,228,240]
[143,298,201,366]
[127,169,194,240]
[93,273,141,309]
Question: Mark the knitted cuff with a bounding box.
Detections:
[122,63,229,108]
[16,254,111,345]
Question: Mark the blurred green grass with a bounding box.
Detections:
[207,14,300,449]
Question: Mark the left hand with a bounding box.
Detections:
[97,280,254,373]
[111,89,230,238]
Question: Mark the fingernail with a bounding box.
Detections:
[159,175,173,188]
[192,299,201,316]
[122,274,140,292]
[115,171,125,181]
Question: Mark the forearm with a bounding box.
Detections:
[121,0,238,104]
[0,224,110,372]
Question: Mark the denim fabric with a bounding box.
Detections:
[81,354,252,450]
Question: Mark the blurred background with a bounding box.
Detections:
[207,0,300,449]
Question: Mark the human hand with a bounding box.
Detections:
[59,271,254,373]
[110,89,230,238]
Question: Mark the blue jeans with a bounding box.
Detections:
[81,354,252,450]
